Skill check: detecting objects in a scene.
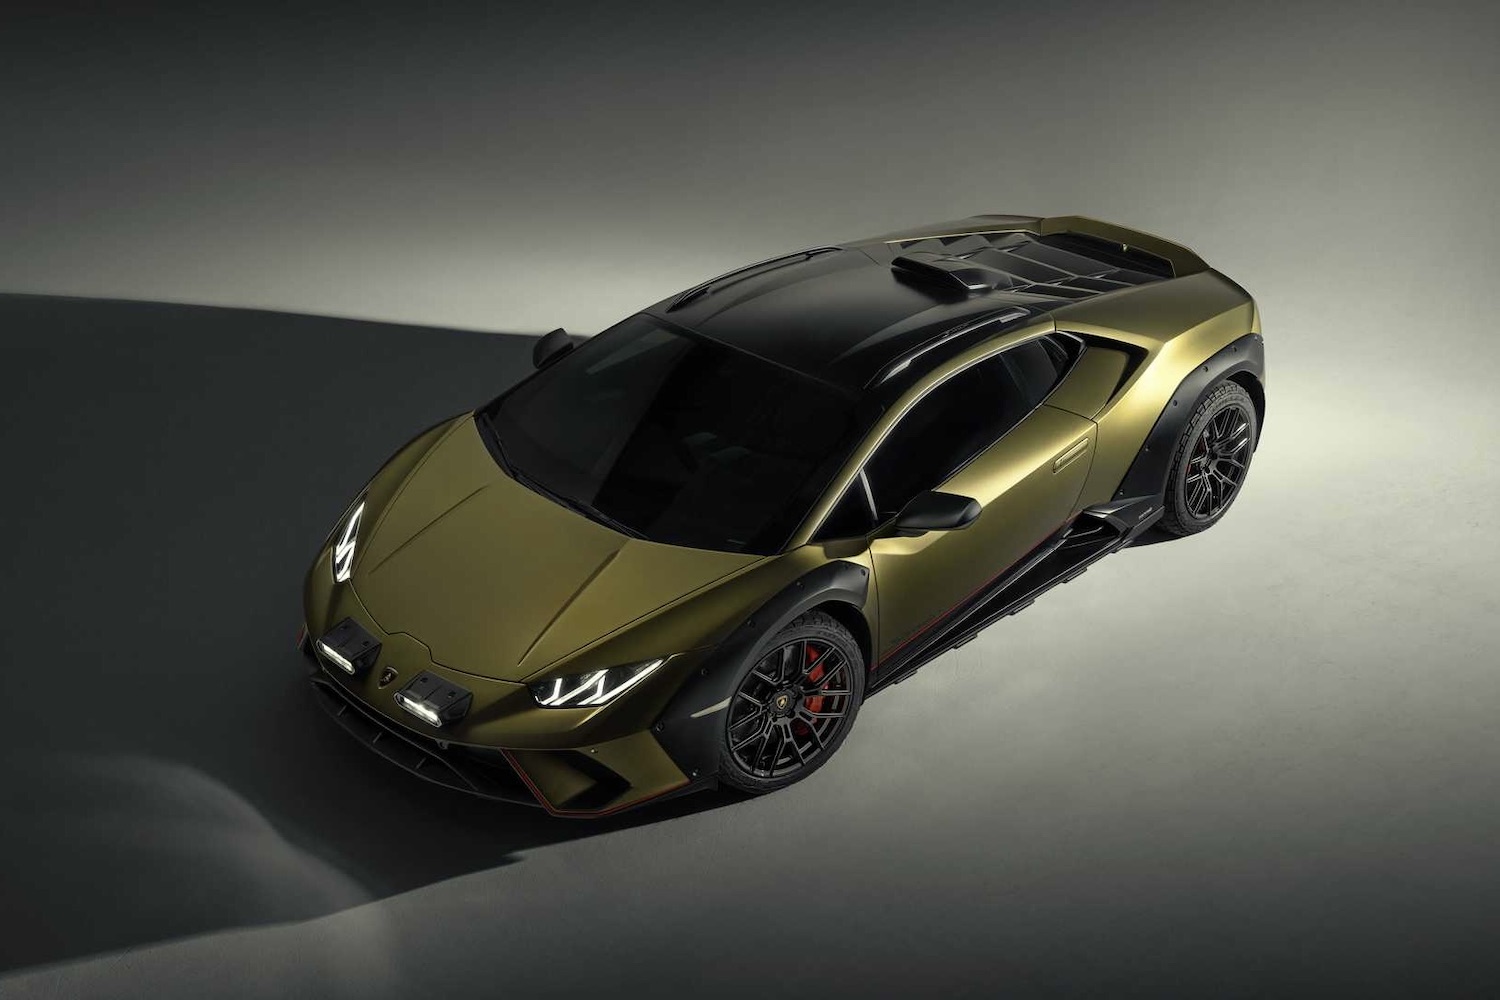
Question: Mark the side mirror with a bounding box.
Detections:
[533,328,575,369]
[892,491,981,536]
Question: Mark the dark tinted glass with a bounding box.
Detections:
[812,354,1033,542]
[816,472,878,541]
[1001,336,1074,408]
[481,315,865,554]
[864,356,1030,520]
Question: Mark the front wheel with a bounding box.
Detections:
[717,610,866,794]
[1159,380,1258,536]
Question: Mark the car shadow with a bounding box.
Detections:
[0,294,746,974]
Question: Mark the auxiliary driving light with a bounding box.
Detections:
[316,618,382,676]
[394,671,473,728]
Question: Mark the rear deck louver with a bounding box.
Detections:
[887,230,1170,300]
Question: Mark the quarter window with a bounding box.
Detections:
[1001,335,1077,408]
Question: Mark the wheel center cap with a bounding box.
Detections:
[771,689,797,717]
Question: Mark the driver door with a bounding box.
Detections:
[820,337,1096,667]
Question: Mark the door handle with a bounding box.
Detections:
[1052,437,1090,473]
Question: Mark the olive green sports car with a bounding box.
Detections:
[299,213,1264,816]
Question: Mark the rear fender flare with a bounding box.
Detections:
[1111,332,1265,503]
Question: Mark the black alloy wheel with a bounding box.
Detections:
[1161,379,1259,536]
[719,611,864,792]
[1185,403,1252,519]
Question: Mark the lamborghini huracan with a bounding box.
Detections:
[298,213,1264,816]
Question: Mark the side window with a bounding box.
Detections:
[865,356,1030,520]
[813,352,1033,540]
[1001,335,1077,408]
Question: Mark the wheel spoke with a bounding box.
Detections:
[1188,476,1208,514]
[730,718,770,753]
[737,718,769,757]
[804,663,846,693]
[729,706,760,725]
[772,726,793,770]
[781,643,801,682]
[803,649,842,684]
[786,730,808,765]
[753,725,779,773]
[732,710,768,743]
[728,635,859,779]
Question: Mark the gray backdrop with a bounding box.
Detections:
[2,1,1498,996]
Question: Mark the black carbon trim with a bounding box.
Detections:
[651,560,870,780]
[307,670,537,806]
[1111,333,1264,503]
[872,497,1160,692]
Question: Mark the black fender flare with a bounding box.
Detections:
[1111,332,1265,503]
[651,560,870,782]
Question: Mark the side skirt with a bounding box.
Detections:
[869,495,1160,693]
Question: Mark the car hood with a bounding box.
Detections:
[351,418,763,682]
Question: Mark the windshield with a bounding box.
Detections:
[480,315,868,554]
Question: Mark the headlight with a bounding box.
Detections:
[529,658,666,709]
[332,500,365,583]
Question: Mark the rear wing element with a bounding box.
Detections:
[1037,215,1208,278]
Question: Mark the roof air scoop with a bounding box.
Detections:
[890,251,1011,294]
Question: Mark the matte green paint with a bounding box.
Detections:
[303,214,1261,815]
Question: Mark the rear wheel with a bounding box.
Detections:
[1159,380,1258,536]
[718,611,865,794]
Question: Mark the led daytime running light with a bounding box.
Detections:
[530,658,666,708]
[332,501,365,583]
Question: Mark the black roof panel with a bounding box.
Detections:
[648,228,1168,391]
[654,250,1038,389]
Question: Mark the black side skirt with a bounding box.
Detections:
[870,495,1160,693]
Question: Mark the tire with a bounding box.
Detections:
[1159,379,1258,536]
[717,610,866,794]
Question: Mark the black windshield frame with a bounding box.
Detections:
[478,314,879,555]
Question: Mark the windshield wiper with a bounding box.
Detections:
[476,408,645,539]
[504,457,646,540]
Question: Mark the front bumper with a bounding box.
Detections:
[306,664,537,805]
[300,568,714,817]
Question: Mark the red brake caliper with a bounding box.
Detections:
[803,645,826,720]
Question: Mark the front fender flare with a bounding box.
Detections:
[650,560,870,781]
